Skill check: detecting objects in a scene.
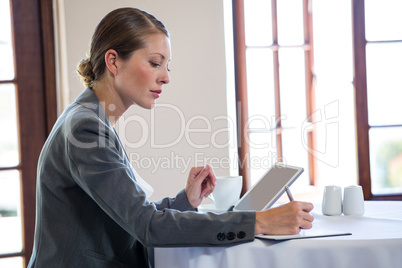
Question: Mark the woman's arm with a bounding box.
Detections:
[67,112,256,247]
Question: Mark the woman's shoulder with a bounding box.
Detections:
[60,88,104,121]
[50,89,112,144]
[50,103,108,146]
[63,102,103,127]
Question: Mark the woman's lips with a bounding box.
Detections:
[151,89,162,98]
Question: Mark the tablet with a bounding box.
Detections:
[233,163,303,211]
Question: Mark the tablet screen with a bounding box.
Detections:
[234,164,303,211]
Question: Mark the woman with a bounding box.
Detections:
[28,8,314,267]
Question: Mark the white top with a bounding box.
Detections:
[131,165,154,198]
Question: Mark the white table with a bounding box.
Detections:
[155,201,402,268]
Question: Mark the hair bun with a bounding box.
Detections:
[77,58,95,88]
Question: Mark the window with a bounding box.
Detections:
[0,0,56,266]
[353,0,402,199]
[233,0,402,200]
[233,0,316,194]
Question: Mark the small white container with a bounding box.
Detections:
[343,185,365,216]
[322,185,343,216]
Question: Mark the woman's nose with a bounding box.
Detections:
[159,69,170,84]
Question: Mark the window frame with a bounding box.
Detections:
[233,0,316,194]
[0,0,56,265]
[352,0,402,200]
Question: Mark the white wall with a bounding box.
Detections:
[55,0,237,200]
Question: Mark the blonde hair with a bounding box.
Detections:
[77,8,169,88]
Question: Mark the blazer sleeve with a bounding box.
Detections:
[152,189,196,212]
[66,111,256,247]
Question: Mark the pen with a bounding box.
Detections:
[285,186,294,202]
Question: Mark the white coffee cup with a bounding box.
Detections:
[209,176,242,210]
[343,185,365,216]
[322,185,342,216]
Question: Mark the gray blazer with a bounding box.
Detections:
[27,88,256,267]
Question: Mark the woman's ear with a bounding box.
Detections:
[105,49,119,77]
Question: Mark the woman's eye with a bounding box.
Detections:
[150,62,161,67]
[150,61,170,71]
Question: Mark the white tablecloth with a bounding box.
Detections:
[155,201,402,268]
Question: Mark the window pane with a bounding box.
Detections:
[281,129,310,189]
[369,127,402,195]
[312,0,357,187]
[0,0,15,80]
[246,48,276,129]
[0,84,19,167]
[0,257,23,268]
[279,48,306,127]
[248,132,277,186]
[0,170,22,254]
[366,43,402,126]
[314,86,358,186]
[312,0,353,84]
[365,0,402,41]
[277,0,304,45]
[244,0,272,46]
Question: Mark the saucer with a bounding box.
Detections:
[198,204,227,213]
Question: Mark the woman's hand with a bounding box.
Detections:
[255,201,314,235]
[185,165,217,208]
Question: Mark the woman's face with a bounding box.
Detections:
[114,33,171,110]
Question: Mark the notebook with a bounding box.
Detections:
[256,229,352,240]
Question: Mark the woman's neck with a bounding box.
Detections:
[91,81,127,127]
